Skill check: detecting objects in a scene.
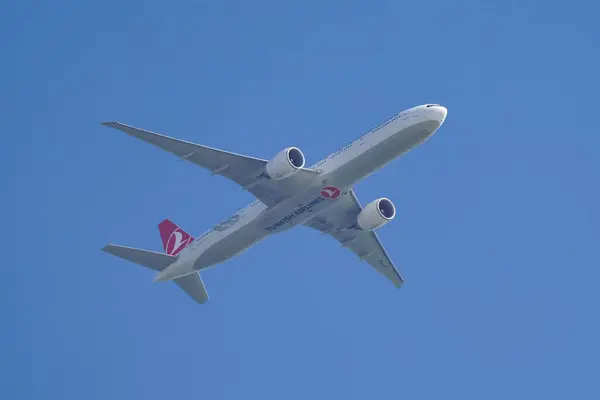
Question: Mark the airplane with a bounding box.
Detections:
[101,104,448,304]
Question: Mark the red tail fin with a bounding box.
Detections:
[158,219,194,256]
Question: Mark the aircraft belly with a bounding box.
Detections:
[332,120,440,187]
[193,223,268,269]
[257,190,341,233]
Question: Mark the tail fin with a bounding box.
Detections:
[158,219,194,256]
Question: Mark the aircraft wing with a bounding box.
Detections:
[303,190,404,287]
[101,122,320,207]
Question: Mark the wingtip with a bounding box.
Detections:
[100,121,119,128]
[101,243,117,252]
[192,295,210,305]
[395,276,405,288]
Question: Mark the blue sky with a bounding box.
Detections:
[2,0,599,398]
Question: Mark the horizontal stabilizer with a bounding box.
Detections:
[174,273,209,304]
[102,244,210,304]
[102,244,175,271]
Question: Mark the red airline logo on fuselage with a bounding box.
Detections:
[320,186,341,199]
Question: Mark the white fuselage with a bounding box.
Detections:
[155,104,447,282]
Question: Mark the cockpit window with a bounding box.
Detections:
[426,104,439,108]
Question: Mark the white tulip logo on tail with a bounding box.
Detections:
[167,229,192,255]
[158,219,194,256]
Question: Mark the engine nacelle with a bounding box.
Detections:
[265,147,306,180]
[357,198,396,231]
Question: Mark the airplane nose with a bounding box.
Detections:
[422,104,447,125]
[431,105,447,124]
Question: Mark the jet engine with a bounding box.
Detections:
[357,198,396,231]
[265,147,306,180]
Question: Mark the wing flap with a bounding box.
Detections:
[101,121,266,185]
[337,230,404,287]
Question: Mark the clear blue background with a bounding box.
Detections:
[2,1,599,398]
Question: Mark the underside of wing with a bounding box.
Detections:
[102,244,210,304]
[303,190,404,287]
[174,273,209,304]
[102,244,175,271]
[101,122,320,207]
